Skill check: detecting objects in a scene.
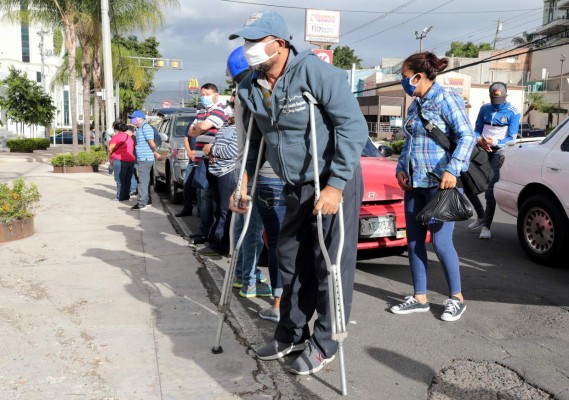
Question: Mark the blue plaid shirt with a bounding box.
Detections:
[396,82,475,188]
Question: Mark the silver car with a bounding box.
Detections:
[153,110,197,203]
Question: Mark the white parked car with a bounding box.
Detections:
[494,119,569,267]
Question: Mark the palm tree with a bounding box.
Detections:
[524,92,547,127]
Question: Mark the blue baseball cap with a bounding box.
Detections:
[229,11,291,41]
[128,110,146,119]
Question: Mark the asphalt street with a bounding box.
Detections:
[169,187,568,400]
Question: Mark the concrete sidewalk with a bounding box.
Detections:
[0,149,289,399]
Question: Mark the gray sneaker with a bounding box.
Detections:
[256,339,306,361]
[441,296,466,322]
[259,307,280,323]
[390,296,430,314]
[289,341,335,376]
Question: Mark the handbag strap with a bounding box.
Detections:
[416,101,455,153]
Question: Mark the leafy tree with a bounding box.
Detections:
[445,41,492,58]
[332,46,363,70]
[0,66,55,136]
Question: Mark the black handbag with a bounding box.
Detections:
[416,187,473,225]
[191,159,209,189]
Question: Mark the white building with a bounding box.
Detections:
[0,10,83,139]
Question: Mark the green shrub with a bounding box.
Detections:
[0,178,40,223]
[50,149,107,167]
[6,138,51,152]
[390,139,405,154]
[50,153,77,167]
[35,138,50,150]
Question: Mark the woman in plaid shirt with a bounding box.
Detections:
[391,52,475,322]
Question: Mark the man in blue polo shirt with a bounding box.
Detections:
[129,110,162,210]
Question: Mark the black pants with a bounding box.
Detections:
[274,164,363,358]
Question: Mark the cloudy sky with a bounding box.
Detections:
[142,0,542,103]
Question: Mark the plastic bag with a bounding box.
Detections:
[416,188,473,225]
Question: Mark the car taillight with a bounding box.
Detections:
[174,148,188,160]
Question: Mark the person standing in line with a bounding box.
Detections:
[176,121,197,218]
[392,52,475,322]
[197,105,238,256]
[108,121,136,201]
[229,11,367,375]
[187,83,228,245]
[126,124,139,198]
[129,110,162,210]
[466,82,520,239]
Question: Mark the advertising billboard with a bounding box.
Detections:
[305,9,340,44]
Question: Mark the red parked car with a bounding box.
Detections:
[358,141,408,252]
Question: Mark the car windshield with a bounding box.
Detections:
[174,116,196,137]
[541,116,569,145]
[361,138,383,158]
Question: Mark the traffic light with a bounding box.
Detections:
[171,60,179,69]
[153,59,165,68]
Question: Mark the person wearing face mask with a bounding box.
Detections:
[187,83,228,247]
[392,52,475,322]
[128,110,162,210]
[108,121,136,201]
[466,82,520,239]
[229,11,368,375]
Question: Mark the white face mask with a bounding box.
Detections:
[243,39,278,66]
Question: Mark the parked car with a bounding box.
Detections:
[358,139,411,253]
[54,131,95,145]
[494,119,569,267]
[518,122,546,138]
[153,110,197,203]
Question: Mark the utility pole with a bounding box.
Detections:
[492,19,503,49]
[558,54,566,125]
[101,0,115,136]
[415,26,433,52]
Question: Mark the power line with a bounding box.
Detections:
[342,0,419,37]
[353,32,569,95]
[219,0,538,15]
[345,0,458,47]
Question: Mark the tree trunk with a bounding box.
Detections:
[64,22,79,155]
[80,36,92,152]
[93,47,102,142]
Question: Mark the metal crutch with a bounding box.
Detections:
[212,116,265,354]
[304,91,348,396]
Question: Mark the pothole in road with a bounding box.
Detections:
[428,359,554,400]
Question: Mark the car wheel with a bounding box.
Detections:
[153,170,167,193]
[167,170,183,204]
[517,194,568,267]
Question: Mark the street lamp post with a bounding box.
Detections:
[415,26,433,52]
[558,54,566,126]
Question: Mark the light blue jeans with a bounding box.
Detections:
[404,187,462,296]
[234,204,264,287]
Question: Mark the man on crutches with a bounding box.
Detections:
[228,10,368,383]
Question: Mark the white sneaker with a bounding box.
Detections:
[479,227,492,239]
[467,218,485,230]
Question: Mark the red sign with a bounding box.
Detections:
[162,100,172,108]
[312,49,333,64]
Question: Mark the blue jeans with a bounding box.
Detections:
[234,205,264,287]
[131,163,138,193]
[136,160,154,206]
[467,152,501,229]
[255,176,286,297]
[207,170,236,252]
[197,187,213,237]
[404,187,462,296]
[112,159,135,201]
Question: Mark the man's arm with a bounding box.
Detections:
[189,120,215,137]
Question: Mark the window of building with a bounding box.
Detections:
[36,72,41,83]
[20,0,30,63]
[63,91,69,126]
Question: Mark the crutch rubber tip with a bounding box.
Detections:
[211,346,224,354]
